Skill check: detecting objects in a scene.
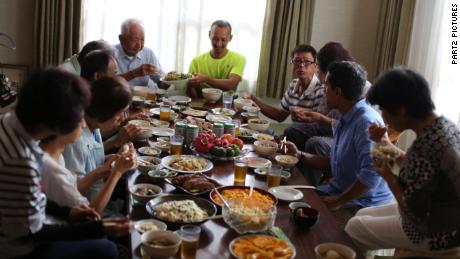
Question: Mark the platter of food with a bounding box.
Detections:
[209,185,277,209]
[165,174,221,196]
[206,114,232,123]
[181,107,208,117]
[238,127,256,140]
[210,108,236,117]
[161,155,213,174]
[146,194,217,227]
[244,157,272,169]
[229,235,296,259]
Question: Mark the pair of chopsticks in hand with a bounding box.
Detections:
[279,136,287,154]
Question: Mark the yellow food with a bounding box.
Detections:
[232,235,293,259]
[169,157,207,171]
[212,188,275,210]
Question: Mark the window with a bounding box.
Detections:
[82,0,267,92]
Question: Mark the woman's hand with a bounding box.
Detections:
[368,123,388,142]
[69,204,100,221]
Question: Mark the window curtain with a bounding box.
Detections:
[407,0,459,125]
[255,0,315,98]
[374,0,415,77]
[34,0,82,67]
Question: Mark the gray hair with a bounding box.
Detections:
[120,19,144,36]
[210,20,232,34]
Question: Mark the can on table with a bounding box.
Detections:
[185,124,199,147]
[224,122,235,137]
[175,122,186,137]
[212,123,224,137]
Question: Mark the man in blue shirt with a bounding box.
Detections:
[113,19,167,89]
[285,61,393,212]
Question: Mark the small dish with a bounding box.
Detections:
[315,243,356,259]
[252,132,274,141]
[244,157,272,169]
[148,168,178,178]
[288,201,311,211]
[137,156,162,174]
[138,146,161,156]
[129,183,162,203]
[151,127,175,137]
[134,219,167,233]
[293,206,319,229]
[167,95,192,105]
[141,230,181,258]
[268,186,304,202]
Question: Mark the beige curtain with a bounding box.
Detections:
[374,0,415,78]
[256,0,315,98]
[34,0,82,67]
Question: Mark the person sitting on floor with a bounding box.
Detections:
[345,68,460,258]
[284,61,394,226]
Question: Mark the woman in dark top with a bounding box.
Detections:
[345,68,460,256]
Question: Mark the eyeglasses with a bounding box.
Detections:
[291,59,315,66]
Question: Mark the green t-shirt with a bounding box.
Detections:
[188,50,246,80]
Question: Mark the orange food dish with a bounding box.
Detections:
[232,235,294,259]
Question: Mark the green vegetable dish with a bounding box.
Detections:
[164,71,192,81]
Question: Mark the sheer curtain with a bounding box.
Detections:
[82,0,266,93]
[407,0,459,125]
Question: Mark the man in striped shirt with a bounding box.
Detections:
[0,68,130,258]
[249,44,331,148]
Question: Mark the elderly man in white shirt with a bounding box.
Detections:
[113,18,167,89]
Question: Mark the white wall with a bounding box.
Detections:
[311,0,381,80]
[0,0,35,66]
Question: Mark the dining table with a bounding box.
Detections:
[126,98,363,259]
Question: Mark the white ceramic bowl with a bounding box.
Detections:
[141,230,181,258]
[134,219,167,233]
[202,88,223,103]
[275,155,299,168]
[138,146,162,157]
[233,98,253,112]
[253,140,278,157]
[314,243,356,259]
[129,183,162,203]
[248,118,270,132]
[137,156,162,174]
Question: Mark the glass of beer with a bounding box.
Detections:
[234,157,248,185]
[159,104,171,121]
[267,165,282,188]
[146,88,156,101]
[232,119,240,137]
[179,225,201,259]
[170,135,184,155]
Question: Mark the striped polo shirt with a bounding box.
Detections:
[280,75,323,112]
[0,112,47,258]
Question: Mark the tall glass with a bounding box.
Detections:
[179,225,201,259]
[160,104,171,121]
[222,91,233,109]
[170,135,184,155]
[146,88,156,101]
[234,157,248,185]
[267,165,282,188]
[232,119,240,137]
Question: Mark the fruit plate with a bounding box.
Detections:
[164,173,222,196]
[191,146,250,161]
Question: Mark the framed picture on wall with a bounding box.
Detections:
[0,63,29,91]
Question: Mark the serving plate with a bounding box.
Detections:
[161,155,213,174]
[268,186,304,202]
[244,157,272,169]
[191,146,249,161]
[146,194,217,228]
[238,127,257,140]
[210,108,236,117]
[151,127,175,137]
[209,185,277,208]
[181,107,208,117]
[164,173,222,196]
[229,234,296,259]
[205,114,232,123]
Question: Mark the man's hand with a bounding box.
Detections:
[134,64,158,78]
[290,106,324,123]
[69,204,100,221]
[281,140,300,157]
[320,195,342,211]
[102,217,132,238]
[188,73,209,86]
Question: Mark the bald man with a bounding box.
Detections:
[113,18,166,89]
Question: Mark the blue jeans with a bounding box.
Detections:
[19,238,118,259]
[300,136,333,186]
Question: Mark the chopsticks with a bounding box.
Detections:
[280,136,287,154]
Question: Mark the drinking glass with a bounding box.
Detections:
[222,91,233,109]
[267,165,282,188]
[170,135,184,155]
[179,225,201,259]
[234,157,248,185]
[160,104,171,121]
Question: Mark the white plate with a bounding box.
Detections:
[167,95,192,104]
[151,127,175,137]
[161,155,213,174]
[238,127,256,140]
[268,186,304,202]
[252,132,274,141]
[229,234,296,259]
[210,108,236,117]
[205,114,232,123]
[133,219,167,233]
[244,157,272,169]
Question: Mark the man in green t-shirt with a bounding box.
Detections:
[187,20,246,98]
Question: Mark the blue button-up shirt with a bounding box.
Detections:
[112,44,164,88]
[316,99,393,207]
[62,127,105,199]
